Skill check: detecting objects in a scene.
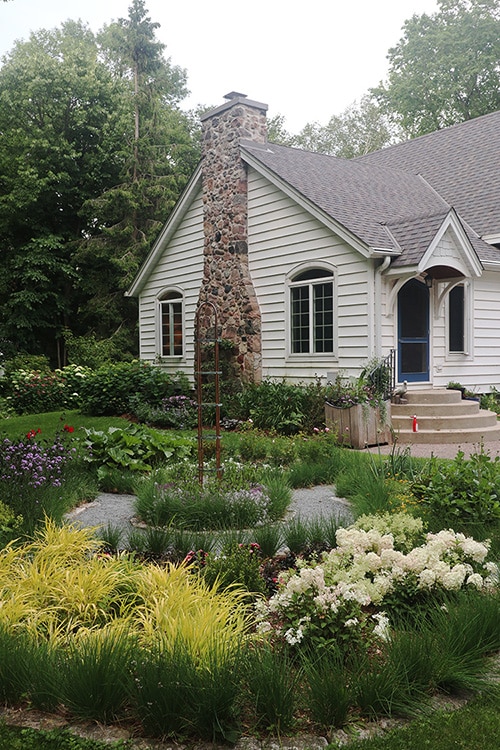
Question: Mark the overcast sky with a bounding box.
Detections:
[0,0,439,132]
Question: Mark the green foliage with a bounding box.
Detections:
[0,428,79,533]
[0,724,131,750]
[134,473,286,530]
[61,627,135,722]
[245,642,298,733]
[81,423,195,474]
[5,366,90,415]
[412,445,500,524]
[373,0,500,136]
[0,500,23,546]
[78,360,190,416]
[0,9,198,362]
[288,95,400,157]
[63,329,124,369]
[201,541,267,598]
[236,377,327,434]
[1,354,51,378]
[302,648,351,729]
[130,393,198,429]
[133,637,244,742]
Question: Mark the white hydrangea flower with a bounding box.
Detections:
[417,568,436,589]
[372,612,390,641]
[344,617,359,628]
[466,573,484,589]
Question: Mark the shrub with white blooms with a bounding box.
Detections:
[255,513,498,652]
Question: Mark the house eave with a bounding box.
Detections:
[418,209,483,278]
[126,164,203,297]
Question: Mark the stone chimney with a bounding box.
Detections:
[197,93,268,383]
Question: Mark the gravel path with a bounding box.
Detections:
[64,484,354,537]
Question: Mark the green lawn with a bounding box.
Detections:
[0,410,129,441]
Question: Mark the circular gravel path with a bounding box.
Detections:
[64,484,354,537]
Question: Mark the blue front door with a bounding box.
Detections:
[397,279,429,382]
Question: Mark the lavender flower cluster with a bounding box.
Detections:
[0,435,76,489]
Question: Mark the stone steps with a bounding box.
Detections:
[391,388,500,444]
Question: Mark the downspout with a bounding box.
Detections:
[374,256,392,356]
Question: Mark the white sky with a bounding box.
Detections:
[0,0,439,132]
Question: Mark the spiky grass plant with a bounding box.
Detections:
[282,515,310,554]
[302,648,351,730]
[98,523,124,553]
[251,523,285,558]
[133,635,244,742]
[134,465,291,531]
[132,562,251,659]
[245,642,298,734]
[61,624,135,722]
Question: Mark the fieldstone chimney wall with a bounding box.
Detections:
[197,95,267,383]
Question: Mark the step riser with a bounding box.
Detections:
[392,414,497,431]
[393,403,480,417]
[394,427,500,444]
[403,390,464,404]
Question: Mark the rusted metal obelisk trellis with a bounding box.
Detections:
[194,301,222,485]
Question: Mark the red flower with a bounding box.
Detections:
[63,424,75,433]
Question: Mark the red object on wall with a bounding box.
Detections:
[412,415,418,432]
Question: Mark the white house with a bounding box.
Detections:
[127,93,500,392]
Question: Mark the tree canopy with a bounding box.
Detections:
[0,2,199,365]
[372,0,500,136]
[274,96,401,158]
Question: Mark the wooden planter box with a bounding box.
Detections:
[325,401,392,449]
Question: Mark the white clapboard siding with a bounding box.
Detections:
[247,169,372,383]
[138,191,204,380]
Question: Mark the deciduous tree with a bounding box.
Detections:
[373,0,500,136]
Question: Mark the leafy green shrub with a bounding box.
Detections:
[236,377,328,434]
[0,500,23,546]
[255,520,498,655]
[3,364,90,415]
[7,369,67,414]
[2,353,51,378]
[412,445,500,524]
[63,328,124,369]
[79,360,190,416]
[130,393,197,429]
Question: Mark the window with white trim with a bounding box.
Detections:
[159,291,183,356]
[448,284,465,353]
[290,269,334,354]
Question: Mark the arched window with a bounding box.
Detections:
[159,290,183,356]
[289,268,334,354]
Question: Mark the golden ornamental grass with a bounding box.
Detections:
[0,519,250,654]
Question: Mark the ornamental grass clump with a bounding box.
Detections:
[0,521,252,738]
[134,465,291,531]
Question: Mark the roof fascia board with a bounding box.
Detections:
[418,210,483,277]
[483,233,500,245]
[242,148,373,259]
[126,165,203,297]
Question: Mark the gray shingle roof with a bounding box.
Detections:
[357,111,500,241]
[241,111,500,266]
